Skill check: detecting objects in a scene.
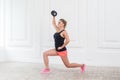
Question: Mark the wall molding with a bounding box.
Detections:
[5,0,33,47]
[98,0,120,49]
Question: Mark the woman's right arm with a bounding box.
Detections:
[52,17,59,31]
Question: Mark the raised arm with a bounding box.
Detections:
[52,17,59,31]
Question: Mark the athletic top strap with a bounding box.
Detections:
[59,30,65,33]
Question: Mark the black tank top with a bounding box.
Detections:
[54,30,67,52]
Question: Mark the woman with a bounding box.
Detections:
[41,16,86,73]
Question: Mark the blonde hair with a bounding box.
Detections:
[59,19,67,28]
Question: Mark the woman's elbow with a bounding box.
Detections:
[67,40,70,43]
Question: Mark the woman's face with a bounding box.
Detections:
[58,20,64,28]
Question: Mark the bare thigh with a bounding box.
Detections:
[60,56,70,66]
[44,49,58,56]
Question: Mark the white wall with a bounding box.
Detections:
[1,0,42,62]
[0,0,5,61]
[0,0,120,66]
[87,0,120,66]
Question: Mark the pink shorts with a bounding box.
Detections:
[57,50,67,57]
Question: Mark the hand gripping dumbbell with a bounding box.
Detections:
[51,10,57,17]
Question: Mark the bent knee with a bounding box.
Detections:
[65,64,71,68]
[43,51,48,56]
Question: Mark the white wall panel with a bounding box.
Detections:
[5,0,33,47]
[3,0,41,63]
[0,0,4,47]
[0,0,6,61]
[87,0,120,66]
[98,0,120,48]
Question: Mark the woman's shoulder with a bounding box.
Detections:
[62,30,69,36]
[62,30,67,33]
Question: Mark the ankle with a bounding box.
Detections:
[81,64,84,67]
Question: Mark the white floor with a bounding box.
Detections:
[0,62,120,80]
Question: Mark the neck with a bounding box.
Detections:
[59,27,64,31]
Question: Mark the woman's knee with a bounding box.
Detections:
[64,63,71,68]
[43,51,48,57]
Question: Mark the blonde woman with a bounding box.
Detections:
[41,11,86,73]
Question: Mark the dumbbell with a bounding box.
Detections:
[51,10,57,17]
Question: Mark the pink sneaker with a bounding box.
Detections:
[81,64,86,73]
[41,69,50,73]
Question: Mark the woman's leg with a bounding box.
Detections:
[60,56,83,68]
[43,49,58,69]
